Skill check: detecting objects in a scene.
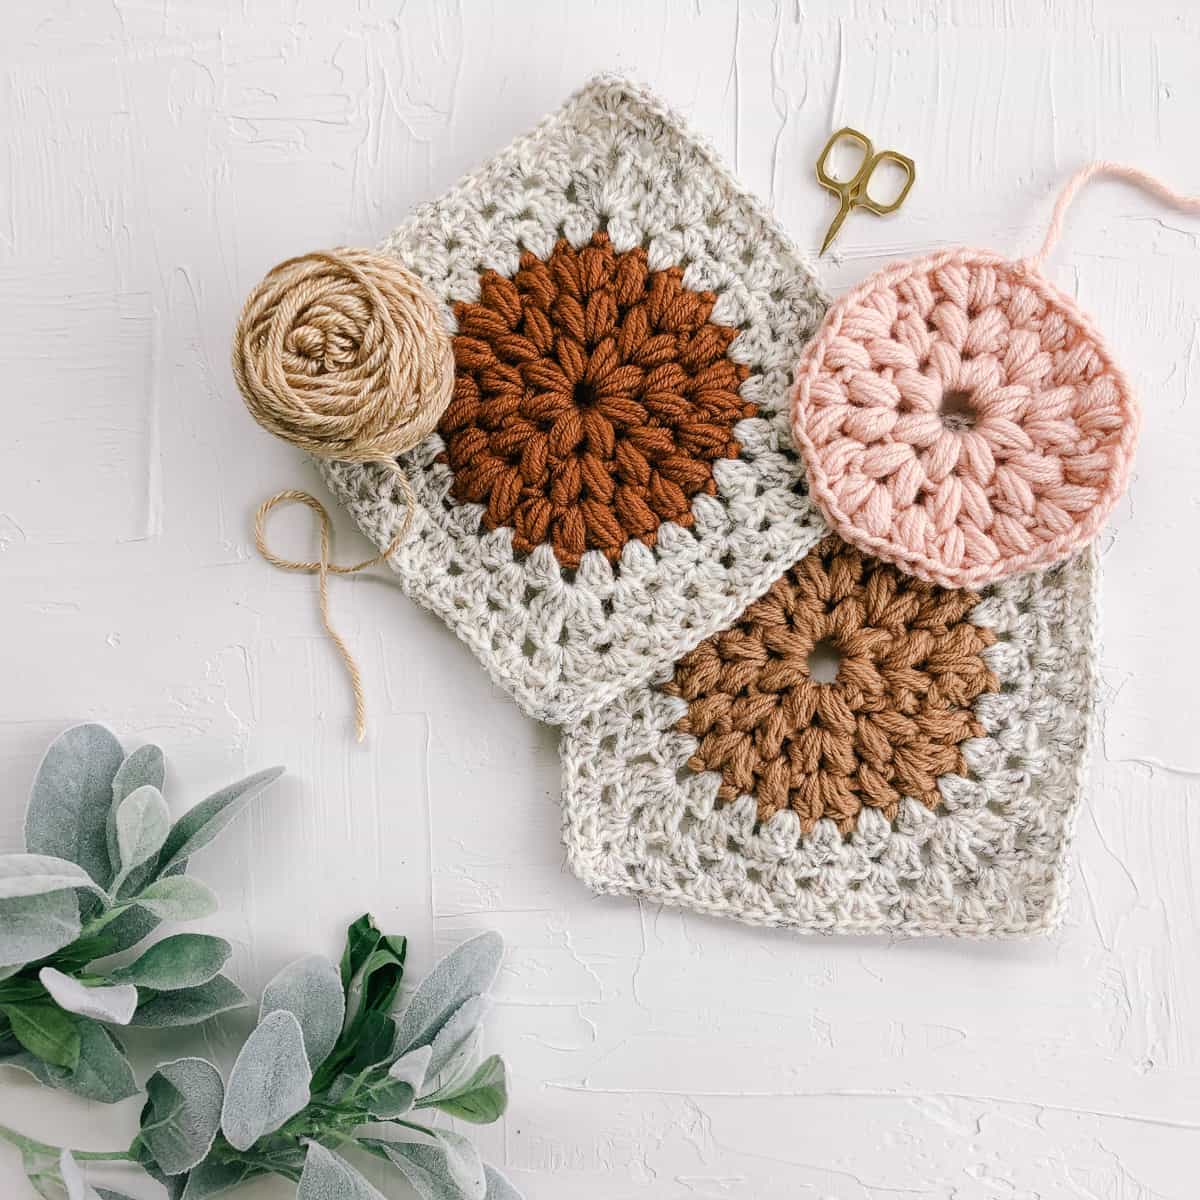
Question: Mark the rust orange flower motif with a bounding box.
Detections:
[666,535,999,833]
[438,232,754,568]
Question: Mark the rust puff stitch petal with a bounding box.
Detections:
[439,232,754,569]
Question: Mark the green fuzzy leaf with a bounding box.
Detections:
[259,954,344,1071]
[364,1043,431,1118]
[356,945,406,1024]
[358,937,408,1016]
[390,1043,433,1089]
[132,1138,188,1200]
[126,975,249,1028]
[0,1017,137,1102]
[9,1133,62,1200]
[131,876,217,922]
[430,1130,486,1200]
[312,922,405,1092]
[60,1148,105,1200]
[297,1142,387,1200]
[0,854,108,902]
[365,1138,476,1200]
[108,744,166,898]
[328,1040,431,1119]
[88,858,188,958]
[58,1148,84,1200]
[220,1009,311,1151]
[346,1009,396,1073]
[112,744,166,803]
[427,995,487,1080]
[158,766,284,873]
[339,913,382,990]
[139,1056,224,1175]
[95,1191,140,1200]
[1,999,81,1069]
[342,929,408,1038]
[322,1070,358,1103]
[420,1055,507,1124]
[26,723,124,891]
[180,1161,266,1200]
[0,977,47,1004]
[357,1075,416,1120]
[482,1165,521,1200]
[109,934,231,991]
[393,932,501,1059]
[110,785,170,894]
[38,968,138,1025]
[0,890,81,968]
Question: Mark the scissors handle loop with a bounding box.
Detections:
[815,127,916,254]
[815,127,875,194]
[857,149,916,215]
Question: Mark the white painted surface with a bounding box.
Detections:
[2,1,1198,1196]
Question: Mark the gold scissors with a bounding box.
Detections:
[816,127,916,254]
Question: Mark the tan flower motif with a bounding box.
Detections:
[666,535,999,832]
[438,232,754,568]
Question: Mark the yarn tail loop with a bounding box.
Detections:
[254,460,416,743]
[1030,160,1200,268]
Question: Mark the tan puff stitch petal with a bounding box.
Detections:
[666,535,999,833]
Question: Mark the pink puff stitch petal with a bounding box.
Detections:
[791,248,1140,589]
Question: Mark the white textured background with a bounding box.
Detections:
[2,2,1199,1197]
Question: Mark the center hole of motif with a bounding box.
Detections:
[938,388,977,432]
[573,379,599,409]
[806,637,843,684]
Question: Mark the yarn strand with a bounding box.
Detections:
[253,463,417,744]
[1030,160,1200,268]
[233,247,454,742]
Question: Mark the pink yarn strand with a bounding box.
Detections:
[1030,160,1200,268]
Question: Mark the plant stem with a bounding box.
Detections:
[391,1118,433,1135]
[0,1122,131,1162]
[0,1123,55,1156]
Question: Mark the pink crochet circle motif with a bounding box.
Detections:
[791,249,1140,589]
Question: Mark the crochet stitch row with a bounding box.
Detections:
[560,543,1096,937]
[321,76,828,726]
[792,248,1137,589]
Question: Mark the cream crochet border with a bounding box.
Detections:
[559,546,1097,937]
[320,75,829,725]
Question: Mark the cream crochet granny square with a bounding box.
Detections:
[560,540,1097,936]
[321,76,827,725]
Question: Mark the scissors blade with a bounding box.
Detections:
[820,196,853,255]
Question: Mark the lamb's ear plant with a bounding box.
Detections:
[0,723,284,1103]
[0,916,521,1200]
